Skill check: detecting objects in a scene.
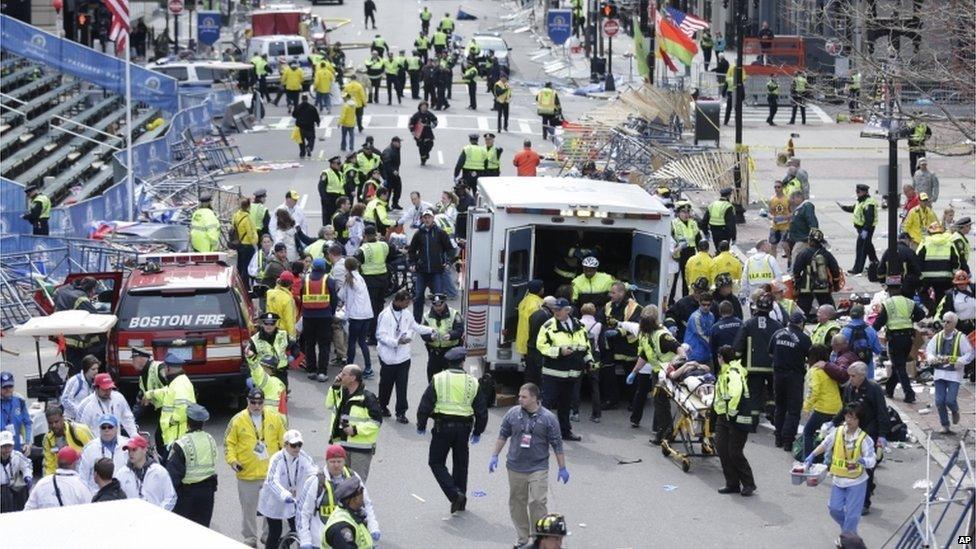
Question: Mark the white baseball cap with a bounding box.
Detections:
[0,431,13,446]
[283,429,304,445]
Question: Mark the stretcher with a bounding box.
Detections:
[657,360,717,472]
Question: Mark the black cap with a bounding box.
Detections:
[954,216,971,228]
[329,155,341,163]
[720,187,733,197]
[483,133,495,139]
[199,192,213,203]
[468,133,479,141]
[248,388,265,400]
[855,184,870,192]
[391,136,401,142]
[24,183,39,193]
[444,346,467,362]
[131,347,152,359]
[364,225,378,236]
[254,188,267,198]
[431,293,447,305]
[258,312,280,324]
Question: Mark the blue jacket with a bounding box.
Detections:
[841,319,884,371]
[684,309,715,363]
[1,394,32,452]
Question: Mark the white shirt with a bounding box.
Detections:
[328,258,349,292]
[270,203,309,235]
[117,462,177,510]
[337,271,374,320]
[950,290,976,321]
[0,450,32,486]
[375,305,435,364]
[740,251,784,298]
[345,217,365,256]
[619,321,654,374]
[257,449,316,520]
[296,467,379,547]
[398,200,434,228]
[926,329,974,383]
[78,435,130,491]
[77,391,138,439]
[24,469,92,510]
[60,372,93,420]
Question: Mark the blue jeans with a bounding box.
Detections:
[827,480,867,534]
[412,271,443,322]
[341,126,356,151]
[933,378,960,427]
[315,91,331,111]
[347,318,372,371]
[439,270,458,299]
[803,410,833,458]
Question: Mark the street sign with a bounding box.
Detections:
[603,18,620,38]
[547,9,572,46]
[168,0,183,15]
[196,10,221,46]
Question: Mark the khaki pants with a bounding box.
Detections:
[790,241,808,265]
[507,469,548,544]
[237,478,264,544]
[347,449,374,481]
[332,318,348,366]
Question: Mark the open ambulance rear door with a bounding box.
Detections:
[630,230,667,309]
[463,210,494,358]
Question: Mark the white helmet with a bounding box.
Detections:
[581,256,599,269]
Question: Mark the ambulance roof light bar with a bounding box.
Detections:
[136,252,229,265]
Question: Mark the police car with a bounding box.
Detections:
[96,253,256,400]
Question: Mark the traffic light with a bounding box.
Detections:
[77,14,88,26]
[601,1,618,18]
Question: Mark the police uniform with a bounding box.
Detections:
[167,404,218,527]
[713,358,756,493]
[702,188,737,247]
[453,135,486,193]
[421,296,464,381]
[872,287,927,403]
[789,72,808,125]
[248,312,290,403]
[839,184,879,274]
[22,185,51,235]
[143,352,197,456]
[483,135,502,177]
[354,230,394,342]
[670,210,703,300]
[416,348,488,511]
[322,478,375,548]
[320,158,346,225]
[190,194,221,252]
[536,85,559,140]
[601,297,641,407]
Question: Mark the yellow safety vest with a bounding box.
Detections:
[462,144,487,171]
[852,196,878,227]
[707,200,733,227]
[420,9,432,22]
[433,31,448,46]
[322,507,374,548]
[493,82,512,103]
[637,328,676,373]
[317,467,352,521]
[146,373,195,446]
[933,332,962,362]
[747,254,775,284]
[920,233,955,279]
[536,88,556,114]
[794,75,808,93]
[714,360,750,427]
[571,272,614,301]
[303,274,332,308]
[604,300,640,353]
[425,308,460,348]
[326,387,381,451]
[322,169,344,195]
[33,194,52,218]
[537,319,591,378]
[360,241,389,275]
[356,152,380,176]
[138,361,166,396]
[485,147,500,170]
[810,320,841,347]
[829,426,867,479]
[671,219,699,248]
[783,177,802,198]
[250,202,267,232]
[175,430,217,484]
[190,207,221,252]
[332,211,350,239]
[432,369,478,417]
[251,55,268,76]
[883,296,914,331]
[439,17,455,32]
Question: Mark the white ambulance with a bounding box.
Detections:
[463,177,674,372]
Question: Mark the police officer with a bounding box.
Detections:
[809,304,841,348]
[251,52,271,104]
[872,277,927,403]
[601,282,642,410]
[788,71,808,125]
[323,477,374,548]
[364,52,384,104]
[22,183,51,235]
[766,75,779,126]
[536,82,560,140]
[141,352,196,459]
[383,51,400,105]
[438,11,455,37]
[908,118,931,176]
[462,62,478,109]
[421,294,464,381]
[791,229,842,313]
[167,403,218,527]
[769,311,811,452]
[483,133,503,177]
[453,133,486,194]
[131,347,164,420]
[407,50,423,99]
[190,193,221,252]
[416,347,488,514]
[702,188,737,247]
[877,232,923,298]
[670,202,703,301]
[320,156,345,225]
[536,298,595,441]
[732,293,782,424]
[248,311,290,393]
[840,184,879,275]
[250,188,270,237]
[493,74,512,132]
[297,445,380,546]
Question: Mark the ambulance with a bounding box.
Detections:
[463,177,673,372]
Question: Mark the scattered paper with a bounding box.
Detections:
[912,479,933,491]
[472,490,487,497]
[663,485,678,492]
[411,493,426,503]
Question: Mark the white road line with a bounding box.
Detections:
[362,114,372,128]
[273,117,291,129]
[439,116,448,128]
[325,126,333,138]
[411,494,426,503]
[300,194,308,209]
[397,115,410,128]
[476,116,490,131]
[318,149,325,161]
[809,103,834,124]
[518,120,532,134]
[437,150,444,165]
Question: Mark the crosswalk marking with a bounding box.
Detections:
[519,120,532,134]
[477,116,490,131]
[261,114,541,135]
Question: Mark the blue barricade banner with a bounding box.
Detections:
[0,178,33,236]
[197,11,222,46]
[0,14,179,113]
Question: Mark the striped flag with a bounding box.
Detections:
[665,7,709,39]
[103,0,129,57]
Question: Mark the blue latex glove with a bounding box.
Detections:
[284,495,295,504]
[859,230,868,239]
[488,455,498,473]
[877,437,887,448]
[470,434,480,445]
[803,454,814,468]
[603,329,619,339]
[557,467,570,484]
[857,457,868,466]
[417,428,426,436]
[371,532,381,541]
[626,283,638,291]
[626,372,636,385]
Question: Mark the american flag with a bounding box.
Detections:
[103,0,129,57]
[665,7,709,39]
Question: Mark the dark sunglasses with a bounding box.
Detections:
[288,442,303,448]
[248,399,265,404]
[100,424,116,430]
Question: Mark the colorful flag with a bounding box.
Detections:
[103,0,129,57]
[665,6,710,38]
[658,16,698,66]
[653,6,678,73]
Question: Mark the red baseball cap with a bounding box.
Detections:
[57,446,81,465]
[278,271,295,284]
[326,444,347,460]
[123,435,149,451]
[94,373,116,390]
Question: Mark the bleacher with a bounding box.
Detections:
[0,52,166,206]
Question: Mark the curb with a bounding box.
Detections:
[886,399,954,473]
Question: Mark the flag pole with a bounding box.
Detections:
[124,26,134,222]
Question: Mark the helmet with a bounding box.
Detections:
[534,513,567,537]
[581,256,599,269]
[807,228,825,243]
[927,222,945,234]
[755,293,775,313]
[693,277,710,292]
[714,273,733,288]
[953,270,971,284]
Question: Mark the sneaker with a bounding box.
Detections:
[396,415,409,425]
[316,373,327,382]
[630,422,640,428]
[381,407,392,418]
[307,372,318,380]
[363,369,375,379]
[740,486,756,496]
[570,411,580,423]
[562,433,581,441]
[941,426,953,435]
[717,486,740,494]
[860,506,871,516]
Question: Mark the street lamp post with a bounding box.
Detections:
[731,0,746,223]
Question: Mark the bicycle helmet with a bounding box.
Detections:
[535,513,568,538]
[581,256,599,269]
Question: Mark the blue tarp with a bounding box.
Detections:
[0,14,179,113]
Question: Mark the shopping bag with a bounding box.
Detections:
[290,126,302,144]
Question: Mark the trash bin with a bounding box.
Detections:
[590,57,606,82]
[694,100,721,145]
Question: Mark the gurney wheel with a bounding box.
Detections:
[681,458,691,473]
[661,442,671,457]
[701,439,714,455]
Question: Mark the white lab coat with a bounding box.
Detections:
[338,272,374,320]
[60,372,93,420]
[375,305,435,364]
[77,392,138,439]
[78,436,130,491]
[117,462,177,510]
[23,469,92,510]
[257,449,316,520]
[0,450,33,486]
[296,467,380,547]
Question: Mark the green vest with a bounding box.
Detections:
[463,66,478,83]
[810,320,841,347]
[138,361,166,396]
[414,36,429,51]
[794,75,808,93]
[425,308,460,348]
[323,507,374,548]
[432,369,478,417]
[911,123,928,143]
[536,88,556,114]
[190,207,220,252]
[934,332,962,362]
[700,33,714,48]
[154,373,195,445]
[707,200,733,227]
[485,146,500,170]
[332,211,350,239]
[407,56,422,71]
[637,328,676,373]
[175,430,217,484]
[372,38,387,50]
[322,169,344,194]
[714,360,749,421]
[920,233,955,279]
[493,82,512,103]
[384,58,399,75]
[305,239,328,260]
[420,9,432,22]
[329,388,381,450]
[33,194,52,218]
[250,202,268,232]
[433,31,448,46]
[852,196,878,227]
[439,17,455,32]
[365,59,384,79]
[255,251,268,279]
[251,330,289,371]
[767,80,779,95]
[671,219,699,248]
[462,144,486,170]
[317,467,352,521]
[360,241,389,275]
[783,177,802,198]
[251,55,268,76]
[850,73,861,90]
[310,53,325,67]
[883,296,914,331]
[356,152,380,176]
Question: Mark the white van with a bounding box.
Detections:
[150,60,254,90]
[246,35,313,85]
[463,177,673,372]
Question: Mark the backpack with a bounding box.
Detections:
[886,405,908,442]
[848,324,872,364]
